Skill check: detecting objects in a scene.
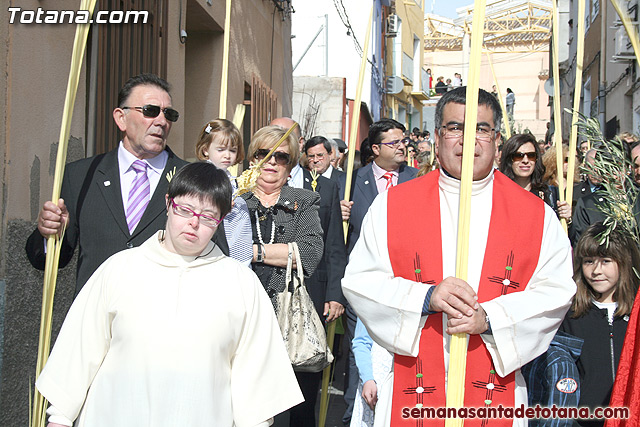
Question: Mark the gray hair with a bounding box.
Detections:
[328,138,338,154]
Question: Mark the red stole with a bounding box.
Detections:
[387,170,544,426]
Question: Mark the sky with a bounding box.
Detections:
[430,0,475,19]
[291,0,479,100]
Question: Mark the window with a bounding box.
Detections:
[398,105,407,125]
[412,35,421,92]
[585,0,591,31]
[392,17,403,77]
[583,77,591,118]
[402,52,414,83]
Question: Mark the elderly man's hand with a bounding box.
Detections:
[38,198,69,239]
[324,301,345,322]
[340,200,353,221]
[429,277,479,320]
[446,305,489,335]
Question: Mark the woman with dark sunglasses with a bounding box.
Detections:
[241,125,324,426]
[241,125,323,295]
[499,133,572,223]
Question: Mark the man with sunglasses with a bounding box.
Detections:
[25,73,210,296]
[339,117,418,425]
[342,87,575,426]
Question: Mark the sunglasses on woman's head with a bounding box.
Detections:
[512,151,537,162]
[253,149,290,165]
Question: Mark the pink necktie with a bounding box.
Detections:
[126,160,150,233]
[383,171,394,190]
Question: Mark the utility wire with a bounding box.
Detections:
[333,0,363,57]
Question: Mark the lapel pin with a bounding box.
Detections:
[104,181,111,187]
[284,200,290,205]
[364,180,369,185]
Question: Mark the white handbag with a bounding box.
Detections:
[276,242,334,372]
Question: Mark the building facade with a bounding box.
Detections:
[423,0,552,138]
[383,0,430,131]
[559,0,639,140]
[0,1,293,423]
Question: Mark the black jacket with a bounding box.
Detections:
[570,191,640,246]
[530,185,560,213]
[560,305,629,427]
[25,147,192,294]
[301,169,348,318]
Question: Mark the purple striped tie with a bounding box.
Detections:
[126,160,150,233]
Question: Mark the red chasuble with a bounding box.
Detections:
[605,285,640,427]
[387,170,544,426]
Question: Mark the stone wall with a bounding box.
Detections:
[0,220,75,426]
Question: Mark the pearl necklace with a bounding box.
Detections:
[255,210,276,244]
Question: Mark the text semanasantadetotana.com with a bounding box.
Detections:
[401,404,629,420]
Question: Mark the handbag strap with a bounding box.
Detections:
[285,242,304,290]
[292,242,303,285]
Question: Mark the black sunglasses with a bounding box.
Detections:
[512,151,537,162]
[122,104,180,122]
[253,149,290,165]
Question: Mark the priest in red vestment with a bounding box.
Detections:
[342,87,576,427]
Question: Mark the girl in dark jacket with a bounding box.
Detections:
[560,222,640,426]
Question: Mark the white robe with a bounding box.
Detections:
[342,171,576,427]
[36,232,303,427]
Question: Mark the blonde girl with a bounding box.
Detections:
[196,119,252,265]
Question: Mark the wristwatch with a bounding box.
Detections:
[256,243,264,263]
[482,314,493,335]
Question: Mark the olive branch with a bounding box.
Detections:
[573,110,640,247]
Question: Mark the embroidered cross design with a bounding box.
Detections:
[401,359,435,427]
[487,251,520,294]
[471,365,508,426]
[413,253,436,285]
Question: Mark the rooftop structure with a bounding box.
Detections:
[425,0,552,53]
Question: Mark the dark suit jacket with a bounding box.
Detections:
[573,181,597,206]
[340,162,417,254]
[570,191,640,246]
[302,169,348,318]
[25,147,226,295]
[328,167,345,191]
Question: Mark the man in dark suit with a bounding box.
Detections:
[573,149,603,204]
[302,140,348,322]
[569,147,639,245]
[306,135,345,188]
[25,74,211,295]
[339,118,418,424]
[340,119,418,252]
